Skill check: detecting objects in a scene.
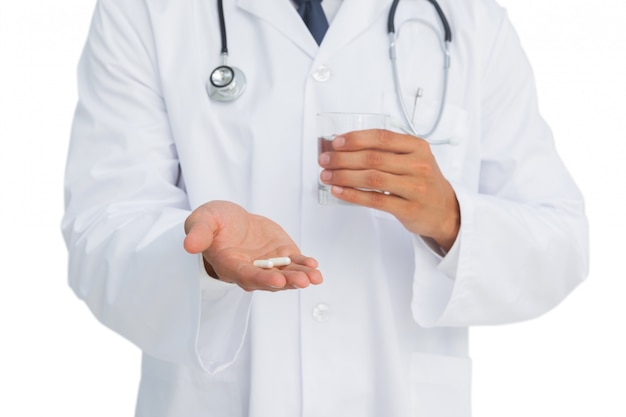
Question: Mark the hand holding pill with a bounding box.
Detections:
[184,201,323,291]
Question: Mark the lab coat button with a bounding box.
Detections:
[312,65,331,82]
[312,303,332,322]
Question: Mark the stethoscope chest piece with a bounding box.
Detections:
[207,65,246,102]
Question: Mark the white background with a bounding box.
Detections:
[0,1,624,416]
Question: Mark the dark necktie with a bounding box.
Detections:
[294,0,329,45]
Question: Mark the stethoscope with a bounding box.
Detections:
[207,0,452,143]
[206,0,246,101]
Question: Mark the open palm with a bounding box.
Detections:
[184,201,322,291]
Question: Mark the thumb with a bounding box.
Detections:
[183,220,215,254]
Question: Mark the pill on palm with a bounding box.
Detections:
[268,257,291,267]
[253,259,274,268]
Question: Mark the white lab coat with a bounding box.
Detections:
[62,0,588,416]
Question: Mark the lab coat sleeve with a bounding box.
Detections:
[412,6,589,327]
[62,0,252,374]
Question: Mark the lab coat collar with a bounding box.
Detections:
[237,0,389,59]
[237,0,317,56]
[320,0,389,60]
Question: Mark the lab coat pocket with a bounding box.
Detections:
[409,352,472,417]
[383,93,472,184]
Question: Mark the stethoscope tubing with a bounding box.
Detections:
[217,0,228,55]
[388,0,452,141]
[209,0,453,143]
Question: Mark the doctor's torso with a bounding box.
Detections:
[85,1,513,416]
[147,0,484,213]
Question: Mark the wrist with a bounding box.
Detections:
[433,195,460,252]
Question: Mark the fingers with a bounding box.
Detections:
[321,168,406,198]
[252,255,322,289]
[320,149,410,175]
[334,129,427,153]
[319,128,439,201]
[319,130,433,177]
[284,260,324,286]
[289,253,319,270]
[328,185,404,213]
[220,258,323,292]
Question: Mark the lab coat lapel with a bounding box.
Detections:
[237,0,319,57]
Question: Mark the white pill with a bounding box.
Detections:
[268,257,291,267]
[253,259,274,268]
